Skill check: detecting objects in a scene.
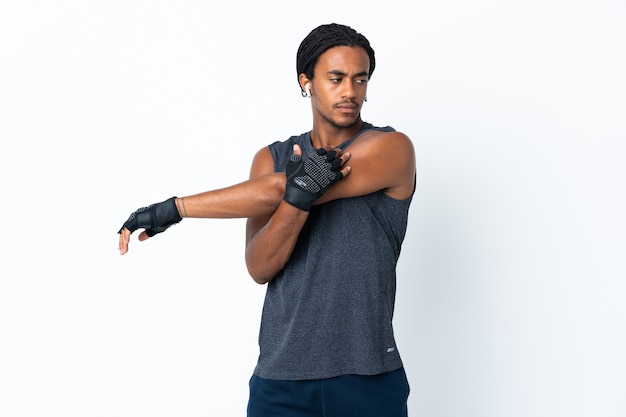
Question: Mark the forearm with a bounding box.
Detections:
[176,173,285,219]
[245,202,309,284]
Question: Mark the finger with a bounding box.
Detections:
[328,149,350,170]
[330,151,351,170]
[293,144,302,156]
[138,230,150,241]
[118,228,131,255]
[330,147,349,162]
[340,165,351,178]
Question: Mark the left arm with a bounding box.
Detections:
[315,130,416,203]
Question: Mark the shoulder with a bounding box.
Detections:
[266,133,311,171]
[352,128,415,199]
[249,145,274,179]
[350,128,415,160]
[249,132,309,179]
[319,127,416,202]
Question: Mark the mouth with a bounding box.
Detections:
[335,102,359,114]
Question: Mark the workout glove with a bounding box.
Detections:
[283,148,344,211]
[118,196,182,237]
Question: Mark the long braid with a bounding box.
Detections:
[296,23,375,91]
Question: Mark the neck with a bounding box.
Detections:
[310,119,364,149]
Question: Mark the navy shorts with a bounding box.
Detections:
[247,367,410,417]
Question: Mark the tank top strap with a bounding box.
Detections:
[337,122,395,151]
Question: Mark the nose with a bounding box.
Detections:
[341,81,356,99]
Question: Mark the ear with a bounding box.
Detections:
[298,74,310,96]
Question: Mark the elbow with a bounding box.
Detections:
[252,276,271,285]
[245,237,288,285]
[246,265,273,285]
[245,254,275,285]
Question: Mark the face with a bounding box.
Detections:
[305,46,370,129]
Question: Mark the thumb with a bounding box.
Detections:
[292,144,302,156]
[138,231,150,241]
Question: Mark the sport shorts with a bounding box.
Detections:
[247,367,410,417]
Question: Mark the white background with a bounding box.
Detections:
[1,1,625,416]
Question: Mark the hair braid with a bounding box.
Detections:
[296,23,376,91]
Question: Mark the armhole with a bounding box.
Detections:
[249,146,275,180]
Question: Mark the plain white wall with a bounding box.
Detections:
[1,1,625,416]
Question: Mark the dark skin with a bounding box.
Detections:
[119,46,415,285]
[245,45,415,283]
[117,151,351,255]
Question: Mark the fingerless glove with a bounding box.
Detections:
[283,148,343,211]
[118,196,182,237]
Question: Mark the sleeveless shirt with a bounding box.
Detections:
[253,122,413,380]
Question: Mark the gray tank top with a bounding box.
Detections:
[254,122,413,380]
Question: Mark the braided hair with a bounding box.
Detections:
[296,23,375,90]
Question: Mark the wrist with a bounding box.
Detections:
[283,186,313,211]
[175,197,188,218]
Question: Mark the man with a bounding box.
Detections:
[119,23,415,417]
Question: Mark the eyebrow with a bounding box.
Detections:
[327,69,370,78]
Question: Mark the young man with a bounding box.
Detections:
[119,23,415,417]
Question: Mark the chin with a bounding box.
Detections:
[331,115,361,129]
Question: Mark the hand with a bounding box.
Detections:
[118,197,182,255]
[283,145,349,211]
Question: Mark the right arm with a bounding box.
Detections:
[245,129,416,283]
[243,147,310,284]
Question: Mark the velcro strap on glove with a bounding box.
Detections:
[118,196,182,237]
[283,148,343,211]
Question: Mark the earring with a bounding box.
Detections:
[364,95,368,102]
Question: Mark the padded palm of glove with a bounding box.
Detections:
[283,148,344,211]
[118,196,182,237]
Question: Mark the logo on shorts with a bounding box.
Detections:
[386,347,396,353]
